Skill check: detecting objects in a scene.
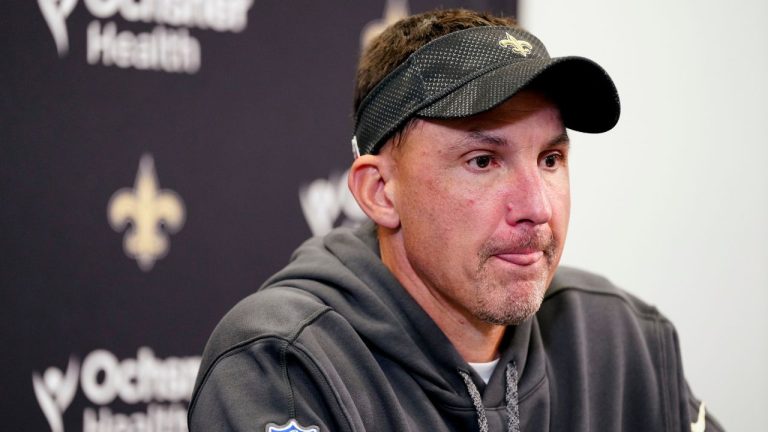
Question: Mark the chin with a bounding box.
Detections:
[474,279,548,326]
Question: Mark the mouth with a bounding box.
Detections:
[479,229,557,270]
[493,250,544,266]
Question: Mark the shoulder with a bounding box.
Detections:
[544,265,664,322]
[193,287,333,389]
[214,287,331,346]
[538,268,723,430]
[188,288,359,431]
[539,266,678,363]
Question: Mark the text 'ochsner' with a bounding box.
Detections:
[38,0,254,74]
[32,347,201,432]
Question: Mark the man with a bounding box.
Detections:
[188,9,724,432]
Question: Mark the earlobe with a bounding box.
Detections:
[348,155,400,229]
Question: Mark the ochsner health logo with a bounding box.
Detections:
[37,0,254,73]
[32,347,201,432]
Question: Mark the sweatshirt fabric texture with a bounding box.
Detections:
[188,222,724,431]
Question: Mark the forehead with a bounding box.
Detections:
[388,90,564,155]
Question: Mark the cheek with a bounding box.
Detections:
[398,174,450,227]
[433,179,493,221]
[547,176,571,236]
[399,178,482,251]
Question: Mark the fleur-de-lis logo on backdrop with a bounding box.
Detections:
[498,32,533,57]
[108,154,185,271]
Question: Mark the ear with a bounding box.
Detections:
[348,154,400,229]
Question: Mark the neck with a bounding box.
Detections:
[379,227,505,363]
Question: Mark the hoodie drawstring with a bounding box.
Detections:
[460,368,489,432]
[459,362,520,432]
[504,363,521,432]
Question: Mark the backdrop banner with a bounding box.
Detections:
[1,1,516,431]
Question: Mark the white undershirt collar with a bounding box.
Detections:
[467,358,500,384]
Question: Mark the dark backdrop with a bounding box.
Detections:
[1,1,516,430]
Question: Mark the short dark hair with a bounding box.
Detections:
[353,9,518,114]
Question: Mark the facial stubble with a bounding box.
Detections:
[473,229,558,325]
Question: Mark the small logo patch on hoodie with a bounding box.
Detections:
[266,419,320,432]
[690,402,706,432]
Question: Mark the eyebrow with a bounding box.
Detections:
[466,130,506,147]
[454,129,570,150]
[546,130,571,149]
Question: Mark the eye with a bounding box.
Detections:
[541,152,564,169]
[468,155,494,170]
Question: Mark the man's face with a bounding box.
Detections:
[385,90,570,327]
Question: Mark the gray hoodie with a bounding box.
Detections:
[188,222,724,431]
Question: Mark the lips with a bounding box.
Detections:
[493,250,544,266]
[479,229,556,268]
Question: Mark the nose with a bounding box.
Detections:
[504,168,552,227]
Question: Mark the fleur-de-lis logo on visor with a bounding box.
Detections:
[108,154,185,271]
[499,32,533,57]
